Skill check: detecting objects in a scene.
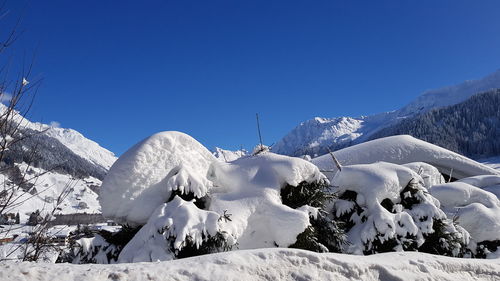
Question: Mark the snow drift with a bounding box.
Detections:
[2,249,500,281]
[312,135,499,180]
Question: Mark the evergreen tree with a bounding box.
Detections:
[332,167,469,257]
[281,180,347,253]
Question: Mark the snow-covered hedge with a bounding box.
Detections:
[331,162,469,257]
[429,180,500,257]
[88,131,500,263]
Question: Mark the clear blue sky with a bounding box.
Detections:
[3,0,500,155]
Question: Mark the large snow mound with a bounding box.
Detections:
[429,181,500,242]
[312,135,499,180]
[99,131,216,226]
[2,249,500,281]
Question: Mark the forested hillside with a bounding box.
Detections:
[369,89,500,159]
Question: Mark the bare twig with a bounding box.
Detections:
[256,113,263,151]
[326,148,342,172]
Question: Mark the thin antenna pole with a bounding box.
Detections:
[256,113,263,150]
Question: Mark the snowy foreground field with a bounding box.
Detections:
[1,248,500,281]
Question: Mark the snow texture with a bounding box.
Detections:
[429,181,500,242]
[99,131,216,226]
[312,135,499,180]
[458,175,500,199]
[2,249,500,281]
[479,156,500,172]
[208,152,326,249]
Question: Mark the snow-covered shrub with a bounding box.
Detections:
[64,235,121,264]
[59,225,140,264]
[402,162,445,188]
[331,162,469,256]
[207,152,327,250]
[281,180,346,253]
[99,131,216,226]
[429,181,500,258]
[117,196,233,262]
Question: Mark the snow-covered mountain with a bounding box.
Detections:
[212,147,248,162]
[41,127,116,170]
[0,105,117,219]
[273,69,500,157]
[369,89,500,158]
[398,69,500,116]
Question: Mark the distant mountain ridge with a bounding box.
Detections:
[369,89,500,159]
[272,69,500,157]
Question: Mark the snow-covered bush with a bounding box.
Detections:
[117,196,233,263]
[429,180,500,258]
[99,132,216,226]
[59,225,139,264]
[98,131,340,263]
[64,235,121,264]
[402,162,445,188]
[281,180,346,253]
[331,162,469,256]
